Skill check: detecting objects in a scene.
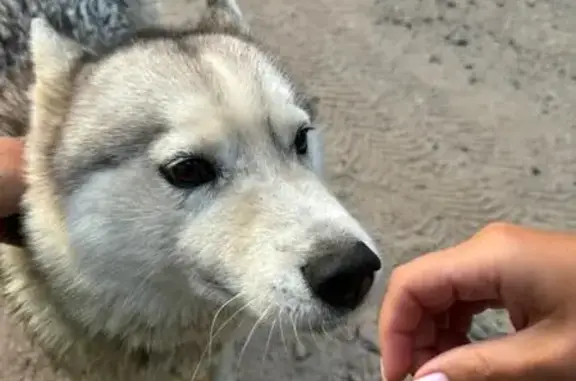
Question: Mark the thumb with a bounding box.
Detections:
[414,323,570,381]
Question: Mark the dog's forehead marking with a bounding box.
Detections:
[151,37,309,163]
[158,37,302,163]
[86,34,304,154]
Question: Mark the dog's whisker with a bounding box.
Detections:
[290,310,303,350]
[307,313,322,351]
[321,320,338,344]
[207,293,243,362]
[238,304,271,367]
[191,296,256,381]
[277,309,290,357]
[320,320,331,342]
[261,316,277,365]
[190,337,211,381]
[213,296,256,339]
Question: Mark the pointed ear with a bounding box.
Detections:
[29,17,85,127]
[30,17,85,79]
[30,16,85,96]
[197,0,249,35]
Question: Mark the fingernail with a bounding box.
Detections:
[414,373,449,381]
[379,358,385,380]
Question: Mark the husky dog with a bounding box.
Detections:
[0,0,383,380]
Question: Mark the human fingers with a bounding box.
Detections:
[380,223,576,381]
[413,320,576,381]
[408,301,501,374]
[379,226,513,381]
[0,137,24,218]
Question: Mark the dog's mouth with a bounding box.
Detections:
[195,273,353,334]
[196,271,234,297]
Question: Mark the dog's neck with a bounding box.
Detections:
[0,243,239,380]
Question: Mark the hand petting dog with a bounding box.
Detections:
[0,137,24,240]
[0,137,24,216]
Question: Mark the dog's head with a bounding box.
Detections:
[24,0,382,343]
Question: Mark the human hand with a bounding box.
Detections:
[378,222,576,381]
[0,137,25,242]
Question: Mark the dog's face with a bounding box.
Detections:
[25,1,382,338]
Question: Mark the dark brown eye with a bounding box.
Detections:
[294,126,314,155]
[160,157,218,188]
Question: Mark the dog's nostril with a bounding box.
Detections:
[301,241,381,310]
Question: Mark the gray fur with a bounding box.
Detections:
[0,0,155,137]
[0,0,134,77]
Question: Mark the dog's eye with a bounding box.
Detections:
[294,125,314,155]
[160,157,218,188]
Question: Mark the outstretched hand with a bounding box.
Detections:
[379,223,576,381]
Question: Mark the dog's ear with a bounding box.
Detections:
[128,0,248,35]
[29,17,85,122]
[197,0,249,35]
[25,17,86,253]
[126,0,201,31]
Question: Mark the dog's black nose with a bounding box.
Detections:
[301,241,381,310]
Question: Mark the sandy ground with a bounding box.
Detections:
[2,0,576,379]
